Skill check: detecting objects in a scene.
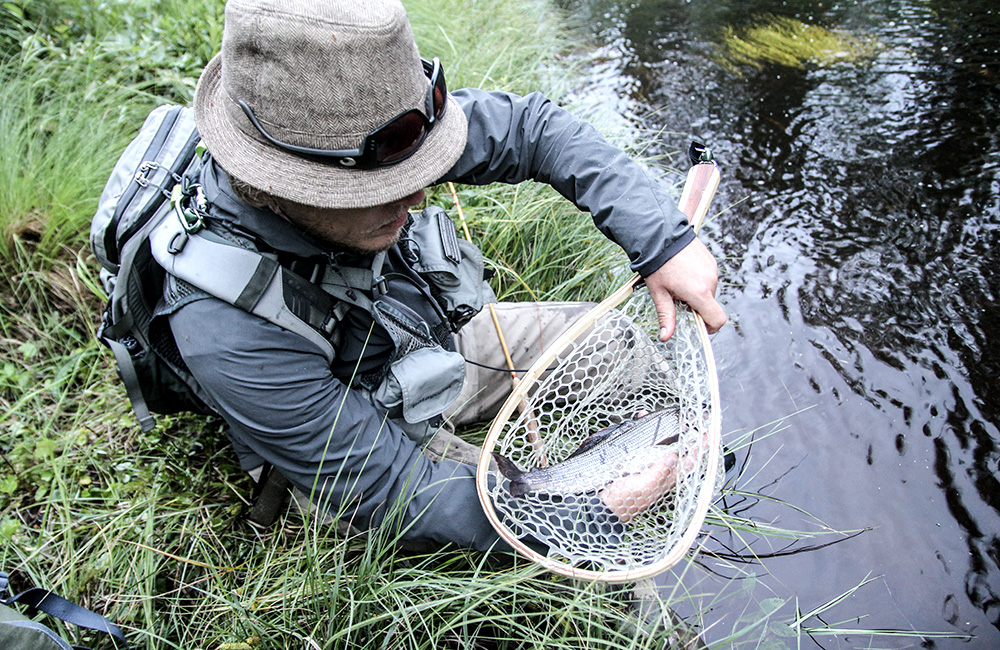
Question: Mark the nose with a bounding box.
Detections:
[400,188,426,207]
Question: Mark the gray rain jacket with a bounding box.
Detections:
[166,88,695,551]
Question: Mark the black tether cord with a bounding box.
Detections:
[464,358,556,374]
[0,571,130,648]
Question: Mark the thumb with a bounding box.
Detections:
[695,296,728,334]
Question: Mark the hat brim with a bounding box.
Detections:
[193,54,469,209]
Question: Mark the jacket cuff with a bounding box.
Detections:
[633,226,696,277]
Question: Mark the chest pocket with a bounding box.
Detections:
[402,206,496,331]
[368,296,466,441]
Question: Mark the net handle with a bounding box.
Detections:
[477,157,722,582]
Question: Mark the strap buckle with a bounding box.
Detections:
[168,184,208,253]
[172,182,206,234]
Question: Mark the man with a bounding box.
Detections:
[166,0,726,551]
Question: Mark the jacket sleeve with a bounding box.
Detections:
[441,88,696,277]
[167,297,504,552]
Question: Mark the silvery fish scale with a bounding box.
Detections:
[503,408,681,497]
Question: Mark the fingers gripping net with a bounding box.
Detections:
[477,287,722,581]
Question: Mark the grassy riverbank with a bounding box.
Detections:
[0,1,832,648]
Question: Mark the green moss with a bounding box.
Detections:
[716,14,881,73]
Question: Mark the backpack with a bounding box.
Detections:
[91,105,213,431]
[90,105,359,432]
[0,571,129,649]
[91,105,494,433]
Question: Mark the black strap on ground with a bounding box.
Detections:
[248,462,292,527]
[0,571,129,648]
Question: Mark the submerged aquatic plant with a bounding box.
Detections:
[715,14,881,73]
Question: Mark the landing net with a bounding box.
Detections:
[476,284,722,582]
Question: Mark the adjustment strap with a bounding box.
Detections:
[104,338,155,433]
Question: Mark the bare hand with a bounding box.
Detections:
[599,454,678,523]
[644,237,727,341]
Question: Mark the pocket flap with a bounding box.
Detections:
[374,347,466,424]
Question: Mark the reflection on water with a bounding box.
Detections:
[562,0,999,646]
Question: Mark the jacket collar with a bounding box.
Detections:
[200,156,331,259]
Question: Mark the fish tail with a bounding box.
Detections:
[492,452,532,498]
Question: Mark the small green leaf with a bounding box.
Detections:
[18,341,39,358]
[770,621,797,638]
[759,597,785,616]
[0,474,17,494]
[0,518,19,541]
[34,438,57,459]
[3,3,26,20]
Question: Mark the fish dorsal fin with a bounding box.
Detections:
[656,432,680,446]
[564,421,624,460]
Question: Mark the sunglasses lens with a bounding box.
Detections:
[430,64,447,121]
[374,110,428,163]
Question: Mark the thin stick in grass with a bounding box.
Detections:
[447,182,547,466]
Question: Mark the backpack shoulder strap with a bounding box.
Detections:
[0,572,129,649]
[148,195,381,364]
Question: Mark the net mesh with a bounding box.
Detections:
[484,287,722,576]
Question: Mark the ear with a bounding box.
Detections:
[265,196,290,220]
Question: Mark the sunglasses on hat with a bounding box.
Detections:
[238,57,448,170]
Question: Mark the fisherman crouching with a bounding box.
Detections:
[98,0,727,553]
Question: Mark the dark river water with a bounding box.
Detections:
[561,0,1000,646]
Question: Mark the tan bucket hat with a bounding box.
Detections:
[193,0,468,209]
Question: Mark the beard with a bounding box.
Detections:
[297,219,404,256]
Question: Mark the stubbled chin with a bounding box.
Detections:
[343,229,403,255]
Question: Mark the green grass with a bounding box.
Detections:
[0,1,939,649]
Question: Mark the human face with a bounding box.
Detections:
[272,188,426,253]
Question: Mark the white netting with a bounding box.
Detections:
[481,286,722,578]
